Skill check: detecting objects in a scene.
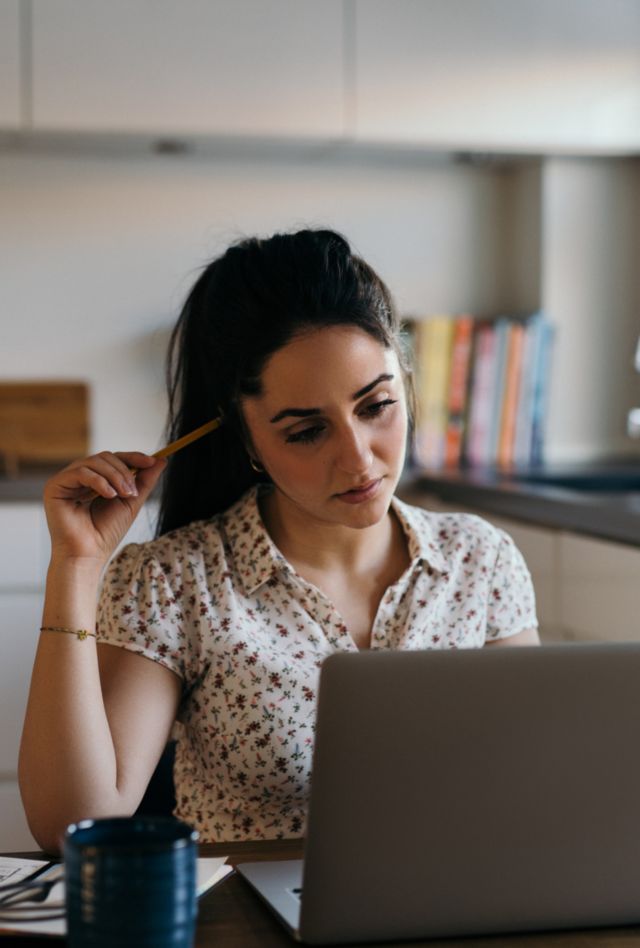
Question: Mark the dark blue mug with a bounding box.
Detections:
[63,816,198,948]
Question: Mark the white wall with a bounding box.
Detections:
[0,146,638,463]
[0,147,527,454]
[542,158,640,462]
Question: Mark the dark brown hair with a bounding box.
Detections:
[158,229,411,535]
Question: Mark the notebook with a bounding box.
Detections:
[0,856,232,937]
[239,643,640,944]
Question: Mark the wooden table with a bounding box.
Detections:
[199,840,640,948]
[7,840,640,946]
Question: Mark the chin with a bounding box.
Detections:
[334,494,391,529]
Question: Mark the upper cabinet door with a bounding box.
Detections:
[32,0,345,137]
[354,0,640,153]
[0,0,21,127]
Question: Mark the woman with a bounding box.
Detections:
[19,229,539,853]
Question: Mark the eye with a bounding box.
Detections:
[285,424,326,445]
[360,398,397,418]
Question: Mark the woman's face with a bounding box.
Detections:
[241,325,408,531]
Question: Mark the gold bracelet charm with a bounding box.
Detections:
[40,626,96,640]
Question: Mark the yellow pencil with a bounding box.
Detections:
[88,417,222,501]
[152,416,222,461]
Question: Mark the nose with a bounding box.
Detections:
[335,422,374,475]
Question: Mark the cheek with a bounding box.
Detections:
[261,441,326,488]
[378,404,408,457]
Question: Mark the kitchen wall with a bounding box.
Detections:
[542,158,640,461]
[0,147,537,455]
[2,146,639,463]
[2,0,640,464]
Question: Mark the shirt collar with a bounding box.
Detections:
[390,494,448,574]
[221,486,291,596]
[221,487,447,597]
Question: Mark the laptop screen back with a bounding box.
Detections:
[299,644,640,944]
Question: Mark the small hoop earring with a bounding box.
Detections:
[249,457,264,474]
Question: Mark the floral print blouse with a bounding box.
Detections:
[96,485,537,842]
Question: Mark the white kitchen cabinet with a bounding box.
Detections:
[0,0,21,128]
[0,504,49,590]
[354,0,640,153]
[559,532,640,642]
[0,498,159,850]
[31,0,345,137]
[0,591,40,851]
[0,592,41,773]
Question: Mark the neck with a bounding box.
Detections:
[259,487,398,576]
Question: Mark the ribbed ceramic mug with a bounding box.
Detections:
[63,816,198,948]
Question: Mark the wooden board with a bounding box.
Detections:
[0,382,89,476]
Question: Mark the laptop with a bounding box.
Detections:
[238,643,640,944]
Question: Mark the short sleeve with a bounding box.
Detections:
[96,542,196,684]
[485,529,538,642]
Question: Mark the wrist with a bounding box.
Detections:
[43,558,103,633]
[46,554,106,585]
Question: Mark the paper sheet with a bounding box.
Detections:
[0,855,232,938]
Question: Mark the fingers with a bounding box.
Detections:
[83,452,141,498]
[49,452,162,503]
[131,455,167,497]
[113,451,159,470]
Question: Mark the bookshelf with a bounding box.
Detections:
[410,312,553,473]
[408,155,640,469]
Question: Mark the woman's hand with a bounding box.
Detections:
[43,451,167,566]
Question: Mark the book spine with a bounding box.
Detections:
[513,312,543,469]
[488,318,510,466]
[530,320,555,467]
[466,322,496,468]
[413,316,454,469]
[444,315,474,468]
[497,322,525,471]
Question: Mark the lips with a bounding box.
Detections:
[335,477,383,504]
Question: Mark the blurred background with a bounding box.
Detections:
[1,0,639,847]
[1,0,639,459]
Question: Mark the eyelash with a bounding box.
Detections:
[285,399,398,445]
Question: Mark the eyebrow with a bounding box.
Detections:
[269,373,395,424]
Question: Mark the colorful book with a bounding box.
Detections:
[497,321,526,471]
[413,315,455,469]
[487,317,510,466]
[444,315,474,468]
[529,319,555,467]
[465,320,498,468]
[513,312,545,469]
[411,311,554,472]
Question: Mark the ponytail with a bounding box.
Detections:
[157,229,405,536]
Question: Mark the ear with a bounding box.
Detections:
[235,397,263,466]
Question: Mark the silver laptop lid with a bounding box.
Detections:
[300,644,640,944]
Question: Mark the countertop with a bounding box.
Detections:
[3,462,640,547]
[0,466,59,502]
[401,460,640,547]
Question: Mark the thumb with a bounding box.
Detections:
[132,456,167,506]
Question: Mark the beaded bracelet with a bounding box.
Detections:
[40,626,96,641]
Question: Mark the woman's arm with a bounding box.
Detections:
[18,450,177,854]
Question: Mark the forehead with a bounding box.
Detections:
[258,326,397,403]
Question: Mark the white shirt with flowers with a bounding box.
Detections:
[96,485,537,842]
